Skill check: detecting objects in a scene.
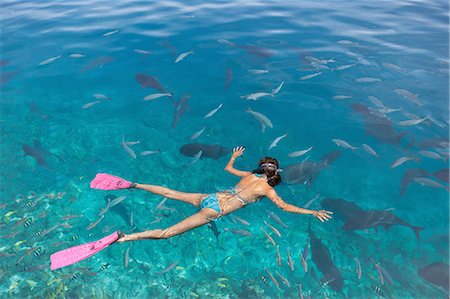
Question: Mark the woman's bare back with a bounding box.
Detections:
[217,173,271,216]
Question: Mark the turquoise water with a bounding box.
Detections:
[1,0,449,297]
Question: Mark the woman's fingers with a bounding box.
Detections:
[314,210,332,222]
[233,146,245,154]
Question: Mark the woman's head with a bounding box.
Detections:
[252,157,281,187]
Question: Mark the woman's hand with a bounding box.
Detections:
[311,210,333,222]
[232,146,245,158]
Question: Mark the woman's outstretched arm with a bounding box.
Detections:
[265,188,332,222]
[224,146,251,177]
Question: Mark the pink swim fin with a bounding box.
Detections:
[90,173,133,190]
[50,231,119,270]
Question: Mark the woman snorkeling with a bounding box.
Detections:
[115,146,332,242]
[50,146,332,270]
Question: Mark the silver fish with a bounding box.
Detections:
[356,77,382,83]
[246,107,273,132]
[102,29,119,37]
[414,177,449,191]
[109,196,126,208]
[82,101,101,109]
[383,63,406,72]
[225,228,253,236]
[140,150,160,156]
[39,55,62,66]
[265,268,279,289]
[354,257,362,279]
[144,93,172,101]
[187,150,202,166]
[129,211,134,227]
[231,214,250,226]
[303,194,320,208]
[264,220,281,237]
[266,210,288,228]
[398,116,428,126]
[333,63,357,71]
[362,144,379,157]
[121,136,136,159]
[300,249,308,272]
[287,248,294,271]
[275,246,281,267]
[419,150,443,160]
[241,92,274,101]
[69,54,85,58]
[272,81,284,95]
[378,107,401,114]
[99,201,110,216]
[289,146,313,158]
[134,49,151,55]
[248,69,269,74]
[394,89,423,107]
[175,51,194,63]
[269,133,288,150]
[190,126,206,141]
[94,93,109,101]
[276,271,291,287]
[261,227,276,246]
[368,96,385,108]
[300,72,322,81]
[332,139,357,150]
[86,215,105,230]
[204,103,223,118]
[217,38,234,46]
[157,260,178,274]
[332,95,352,100]
[390,156,417,168]
[124,246,131,268]
[124,141,140,146]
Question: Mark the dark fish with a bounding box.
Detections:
[373,286,385,298]
[283,150,340,185]
[22,141,46,166]
[33,247,43,257]
[237,44,275,58]
[22,264,47,272]
[0,60,9,67]
[308,225,344,292]
[418,262,449,292]
[70,273,78,280]
[207,222,220,243]
[135,73,167,92]
[0,70,18,86]
[400,168,429,196]
[70,235,78,242]
[224,67,233,90]
[101,263,110,270]
[343,209,425,239]
[321,198,363,221]
[105,194,131,224]
[171,93,190,128]
[433,168,449,184]
[80,56,115,73]
[351,104,405,145]
[24,218,33,228]
[416,137,448,150]
[179,143,231,160]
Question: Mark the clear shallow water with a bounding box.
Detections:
[1,0,448,298]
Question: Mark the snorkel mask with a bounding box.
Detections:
[260,162,283,173]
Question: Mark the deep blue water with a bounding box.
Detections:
[1,0,449,298]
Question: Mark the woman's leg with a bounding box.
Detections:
[117,208,219,242]
[134,183,206,206]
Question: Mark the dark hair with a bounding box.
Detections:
[252,157,281,187]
